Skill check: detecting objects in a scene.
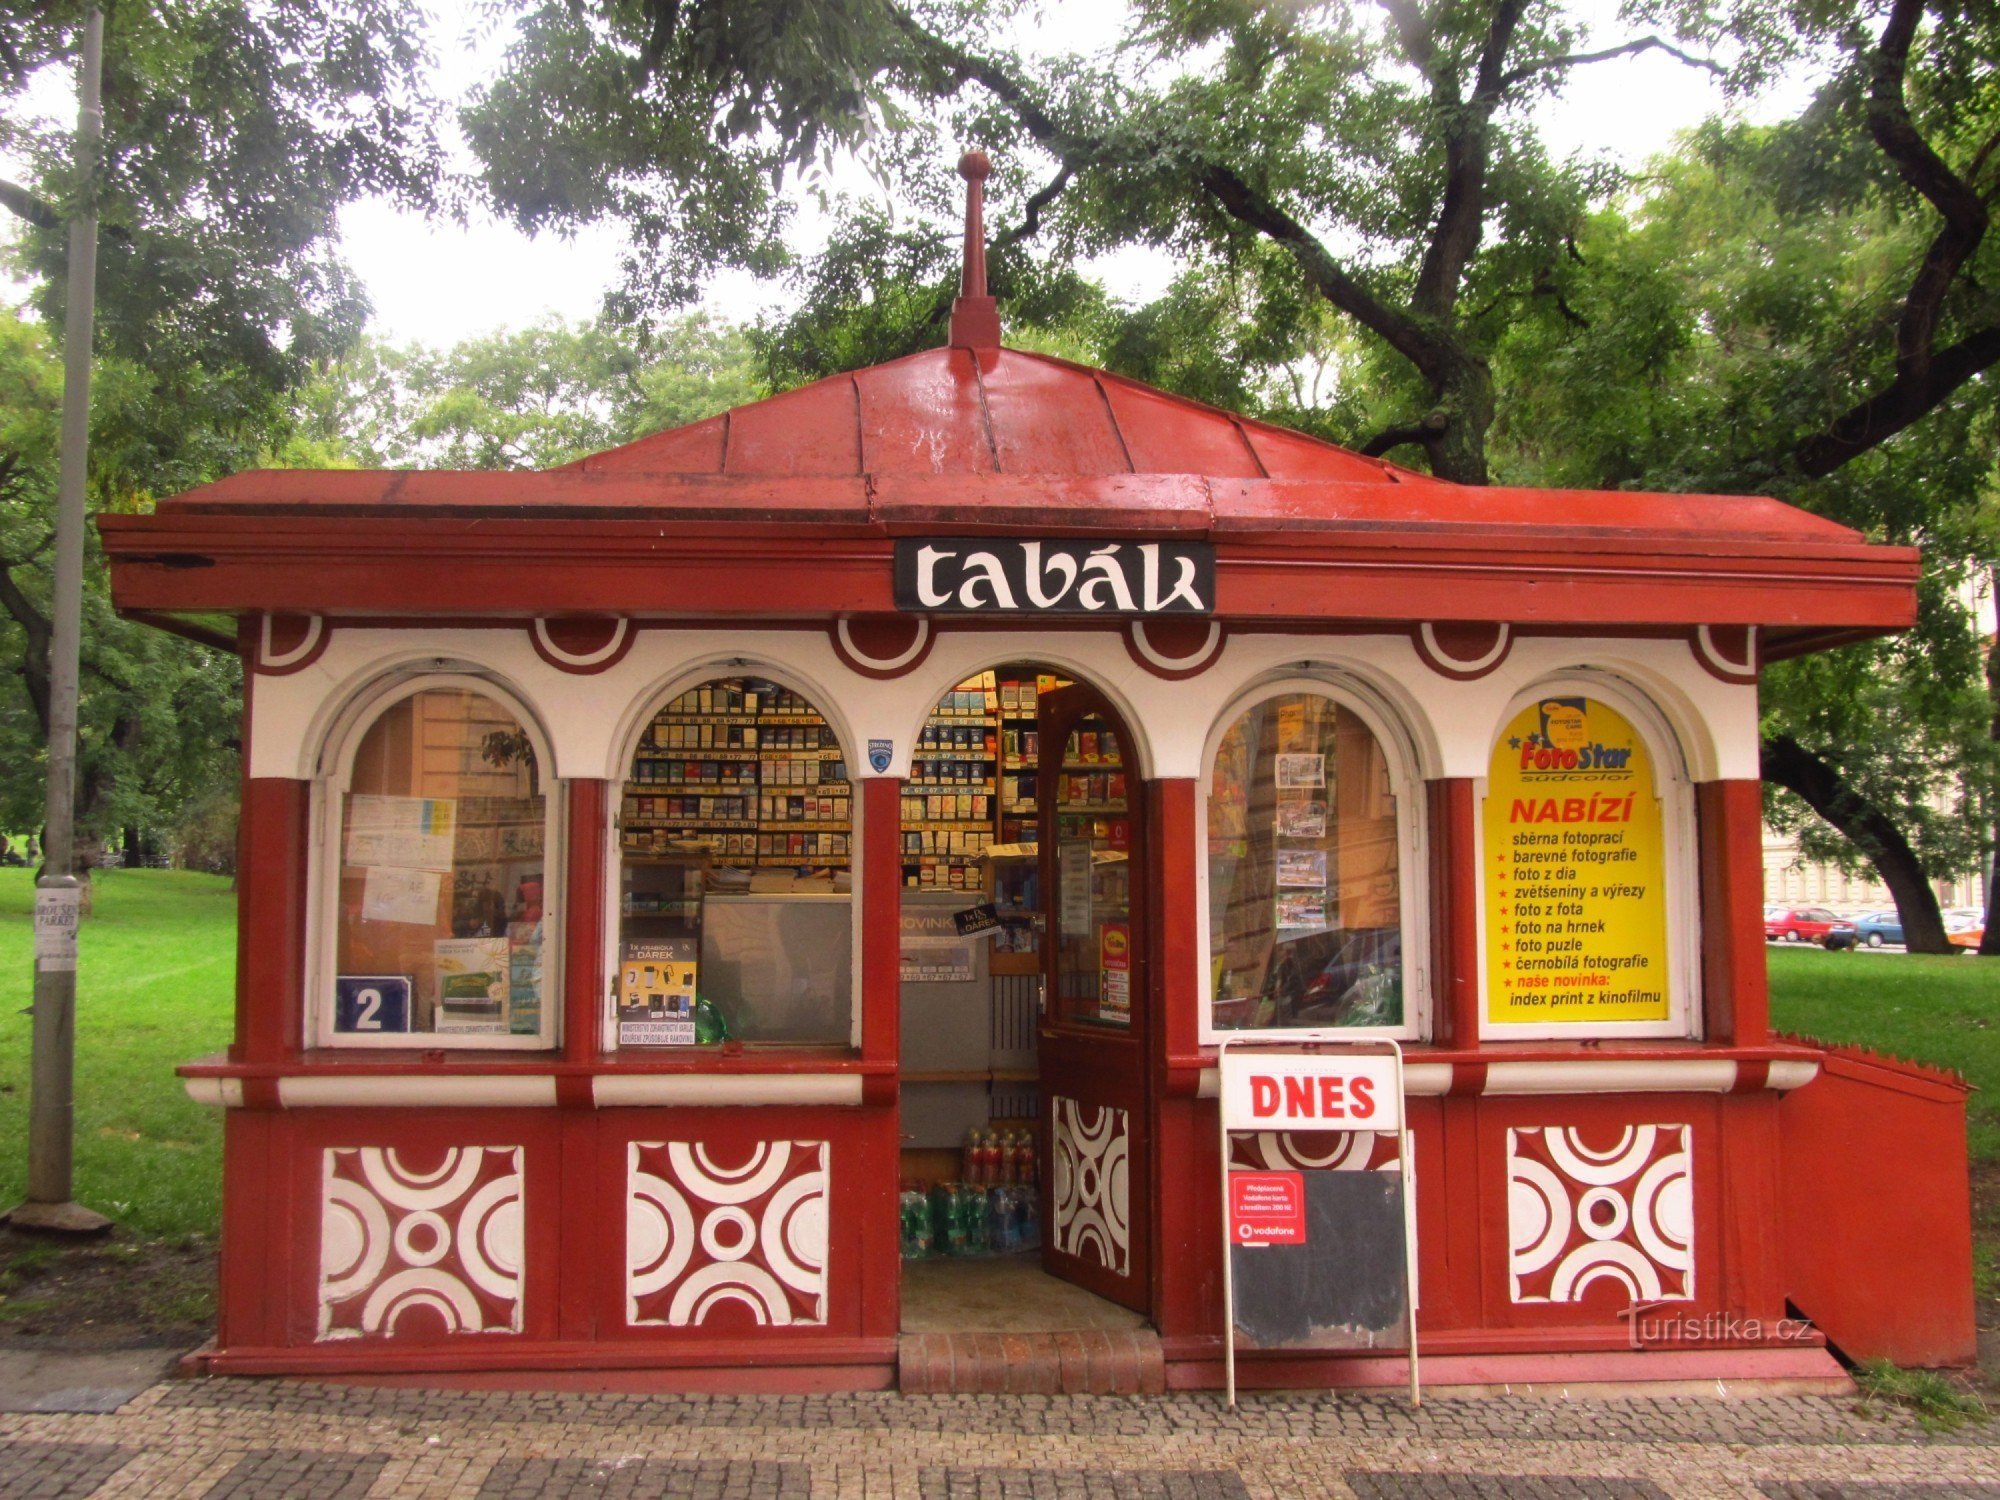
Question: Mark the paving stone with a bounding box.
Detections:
[918,1469,1249,1499]
[201,1448,390,1498]
[1346,1475,1668,1499]
[0,1439,133,1497]
[1756,1486,2000,1498]
[474,1457,809,1498]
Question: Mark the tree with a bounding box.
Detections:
[287,313,767,471]
[467,0,2000,952]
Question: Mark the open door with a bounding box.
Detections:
[1037,684,1150,1314]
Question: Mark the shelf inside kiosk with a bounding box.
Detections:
[616,677,854,1050]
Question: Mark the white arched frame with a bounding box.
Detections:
[1196,671,1430,1044]
[306,669,564,1051]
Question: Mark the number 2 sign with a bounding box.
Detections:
[335,975,412,1034]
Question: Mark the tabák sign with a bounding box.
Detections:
[893,539,1214,615]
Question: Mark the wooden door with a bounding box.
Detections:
[1037,684,1150,1313]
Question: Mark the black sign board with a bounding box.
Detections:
[952,903,1001,936]
[893,539,1214,615]
[1229,1171,1409,1351]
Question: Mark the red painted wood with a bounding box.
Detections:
[1781,1051,1977,1365]
[565,780,610,1061]
[726,378,863,477]
[1698,779,1769,1046]
[856,350,995,475]
[240,778,310,1064]
[1098,380,1263,478]
[558,1111,599,1342]
[860,779,902,1071]
[1427,779,1481,1048]
[979,359,1132,475]
[1716,1093,1785,1324]
[571,416,727,475]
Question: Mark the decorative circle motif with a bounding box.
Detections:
[701,1205,757,1263]
[1124,618,1226,679]
[1577,1186,1630,1242]
[1414,621,1511,679]
[258,613,328,674]
[1692,625,1759,684]
[394,1210,450,1268]
[832,616,934,678]
[530,616,634,673]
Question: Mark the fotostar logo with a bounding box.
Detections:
[892,539,1215,615]
[1517,741,1633,772]
[1618,1302,1818,1350]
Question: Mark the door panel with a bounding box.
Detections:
[1038,685,1150,1313]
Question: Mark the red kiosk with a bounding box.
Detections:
[103,159,1971,1391]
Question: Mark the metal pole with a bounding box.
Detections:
[12,5,110,1235]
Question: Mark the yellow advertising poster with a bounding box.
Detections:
[1482,697,1670,1025]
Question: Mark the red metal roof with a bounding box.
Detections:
[561,345,1425,485]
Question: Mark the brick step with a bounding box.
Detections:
[898,1330,1165,1394]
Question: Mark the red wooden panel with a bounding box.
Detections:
[1781,1052,1976,1366]
[855,349,994,475]
[981,355,1130,474]
[564,781,610,1061]
[1098,379,1261,478]
[240,778,310,1063]
[1427,779,1481,1049]
[724,376,862,477]
[1698,779,1768,1046]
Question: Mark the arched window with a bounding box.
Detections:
[1202,685,1419,1039]
[614,674,854,1048]
[1479,683,1697,1039]
[314,679,558,1049]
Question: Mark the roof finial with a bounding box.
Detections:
[949,149,1001,350]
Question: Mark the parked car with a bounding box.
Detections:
[1765,907,1843,943]
[1821,921,1859,951]
[1946,909,1985,950]
[1851,910,1904,947]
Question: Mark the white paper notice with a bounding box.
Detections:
[361,866,443,925]
[34,886,81,971]
[346,794,457,871]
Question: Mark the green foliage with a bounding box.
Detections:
[0,869,235,1237]
[291,312,767,470]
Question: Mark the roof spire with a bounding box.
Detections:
[948,149,1001,350]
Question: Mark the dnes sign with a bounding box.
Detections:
[893,539,1214,615]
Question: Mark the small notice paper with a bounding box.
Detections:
[346,794,457,872]
[361,866,442,925]
[35,885,81,972]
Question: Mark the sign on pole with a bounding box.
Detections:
[1217,1039,1419,1407]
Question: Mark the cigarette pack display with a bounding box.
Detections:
[433,937,509,1033]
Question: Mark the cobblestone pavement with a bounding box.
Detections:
[6,1380,2000,1498]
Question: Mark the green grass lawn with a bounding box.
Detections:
[1768,945,2000,1163]
[0,868,234,1239]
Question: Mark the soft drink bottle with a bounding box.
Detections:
[960,1183,990,1255]
[931,1182,966,1256]
[964,1128,984,1185]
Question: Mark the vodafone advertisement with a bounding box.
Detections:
[1219,1054,1402,1134]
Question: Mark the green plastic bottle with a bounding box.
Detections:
[694,993,731,1045]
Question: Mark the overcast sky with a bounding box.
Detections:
[343,2,1794,350]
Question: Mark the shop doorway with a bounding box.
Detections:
[896,665,1152,1334]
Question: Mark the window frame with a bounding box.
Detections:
[1474,674,1702,1043]
[1196,673,1430,1045]
[603,667,864,1054]
[306,671,564,1053]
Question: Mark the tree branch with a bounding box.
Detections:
[1500,35,1723,91]
[1794,323,2000,478]
[0,177,61,231]
[1359,410,1448,457]
[990,163,1072,257]
[1865,0,1988,379]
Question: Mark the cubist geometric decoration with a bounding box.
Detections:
[626,1140,828,1328]
[1051,1096,1129,1275]
[1507,1124,1693,1304]
[317,1145,524,1340]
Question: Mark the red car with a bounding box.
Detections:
[1766,907,1843,943]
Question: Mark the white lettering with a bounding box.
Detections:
[1020,542,1078,609]
[1076,545,1137,611]
[915,545,953,608]
[1141,543,1205,611]
[956,551,1017,610]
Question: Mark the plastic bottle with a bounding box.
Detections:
[960,1183,990,1255]
[963,1128,984,1186]
[930,1182,966,1256]
[1018,1189,1041,1250]
[1016,1132,1037,1189]
[987,1186,1017,1252]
